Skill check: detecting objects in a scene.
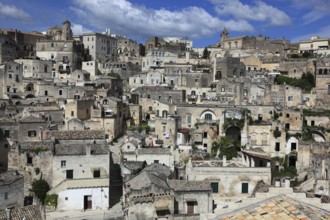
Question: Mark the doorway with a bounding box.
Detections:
[84,195,92,209]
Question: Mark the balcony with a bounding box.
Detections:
[25,90,36,95]
[187,95,198,102]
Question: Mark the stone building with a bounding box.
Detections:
[315,57,330,108]
[49,141,110,210]
[122,163,212,220]
[8,141,54,196]
[0,118,18,171]
[214,56,245,81]
[47,20,73,41]
[185,158,271,205]
[117,35,140,58]
[82,32,118,62]
[299,36,330,55]
[36,39,85,81]
[0,170,24,210]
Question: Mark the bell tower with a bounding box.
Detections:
[220,27,229,41]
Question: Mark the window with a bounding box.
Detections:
[328,85,330,94]
[187,115,192,124]
[174,199,179,214]
[221,86,225,92]
[59,90,62,95]
[66,170,73,179]
[93,169,100,178]
[4,192,8,200]
[28,130,37,137]
[51,43,54,47]
[203,132,207,138]
[61,160,66,168]
[311,120,315,126]
[241,183,249,193]
[286,114,290,118]
[8,74,12,79]
[211,182,219,193]
[275,142,280,152]
[154,160,159,163]
[291,143,297,151]
[205,113,212,120]
[285,123,290,130]
[71,111,74,117]
[288,96,293,101]
[4,130,10,138]
[27,155,33,165]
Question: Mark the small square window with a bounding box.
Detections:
[61,160,66,168]
[242,183,249,193]
[65,197,68,200]
[4,130,10,138]
[66,170,73,179]
[93,170,100,178]
[211,182,219,193]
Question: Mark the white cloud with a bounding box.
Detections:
[292,0,330,24]
[211,0,291,26]
[0,2,31,21]
[291,25,330,43]
[71,23,93,35]
[69,0,255,41]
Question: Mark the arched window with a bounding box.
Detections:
[162,110,168,118]
[319,69,323,75]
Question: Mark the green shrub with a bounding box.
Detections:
[32,179,50,204]
[45,194,58,208]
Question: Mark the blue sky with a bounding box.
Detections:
[1,0,330,47]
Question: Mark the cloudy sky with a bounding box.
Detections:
[0,0,330,47]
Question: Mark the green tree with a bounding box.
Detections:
[202,47,210,59]
[211,136,240,159]
[32,179,50,204]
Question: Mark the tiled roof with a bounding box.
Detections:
[242,149,270,160]
[19,116,46,123]
[17,141,53,151]
[137,147,171,155]
[125,171,170,190]
[54,143,108,156]
[168,180,211,192]
[122,161,145,172]
[46,130,105,140]
[0,170,23,186]
[0,205,43,220]
[215,196,330,220]
[143,163,172,178]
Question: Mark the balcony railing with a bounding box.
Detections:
[59,67,70,73]
[62,58,70,64]
[196,119,220,125]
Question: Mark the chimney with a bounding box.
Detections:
[5,208,11,220]
[223,156,227,167]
